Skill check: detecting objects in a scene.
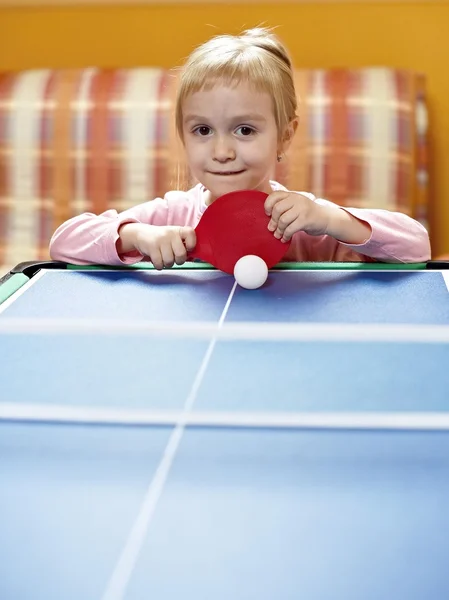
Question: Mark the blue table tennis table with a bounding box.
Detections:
[1,260,449,600]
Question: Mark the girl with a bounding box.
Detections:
[49,28,431,270]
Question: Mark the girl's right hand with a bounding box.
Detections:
[118,223,197,270]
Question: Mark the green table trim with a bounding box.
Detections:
[66,261,428,272]
[272,262,428,271]
[0,273,29,305]
[66,261,214,271]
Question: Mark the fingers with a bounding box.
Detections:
[160,240,176,268]
[179,227,197,252]
[278,218,300,242]
[266,192,316,242]
[272,207,299,242]
[171,234,188,265]
[149,247,164,270]
[150,227,195,269]
[267,197,294,233]
[264,191,290,216]
[171,227,196,265]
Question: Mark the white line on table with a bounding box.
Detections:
[2,403,449,431]
[1,319,449,343]
[101,280,238,600]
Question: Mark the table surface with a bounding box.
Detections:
[1,262,449,600]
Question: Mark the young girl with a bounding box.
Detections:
[49,28,431,269]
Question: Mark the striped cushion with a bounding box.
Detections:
[0,67,428,270]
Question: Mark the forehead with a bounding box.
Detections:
[182,82,274,121]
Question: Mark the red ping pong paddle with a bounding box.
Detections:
[188,189,291,275]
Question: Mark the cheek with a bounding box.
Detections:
[183,141,201,167]
[244,138,277,164]
[247,150,276,172]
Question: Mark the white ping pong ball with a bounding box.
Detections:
[233,255,268,289]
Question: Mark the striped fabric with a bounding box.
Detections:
[0,67,428,272]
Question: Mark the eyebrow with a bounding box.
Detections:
[183,114,267,124]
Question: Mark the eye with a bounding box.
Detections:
[235,126,256,137]
[192,126,212,136]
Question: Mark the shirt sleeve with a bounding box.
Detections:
[285,194,431,263]
[49,190,200,266]
[333,203,431,263]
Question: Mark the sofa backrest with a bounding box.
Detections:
[0,67,428,267]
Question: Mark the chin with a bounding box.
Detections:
[207,184,242,199]
[208,181,257,198]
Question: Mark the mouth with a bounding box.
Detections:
[209,170,245,176]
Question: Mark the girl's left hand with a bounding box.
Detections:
[264,191,331,242]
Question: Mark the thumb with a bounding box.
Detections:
[180,226,197,251]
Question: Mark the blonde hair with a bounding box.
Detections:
[175,27,297,143]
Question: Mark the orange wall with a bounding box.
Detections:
[1,2,448,256]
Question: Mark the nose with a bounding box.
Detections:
[212,136,236,162]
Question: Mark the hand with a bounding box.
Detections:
[264,191,330,242]
[118,224,196,270]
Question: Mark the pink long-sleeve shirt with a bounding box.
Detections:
[49,181,431,265]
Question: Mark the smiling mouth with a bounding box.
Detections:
[209,170,245,176]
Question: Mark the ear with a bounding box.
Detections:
[279,117,298,154]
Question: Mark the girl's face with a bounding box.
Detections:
[182,83,285,204]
